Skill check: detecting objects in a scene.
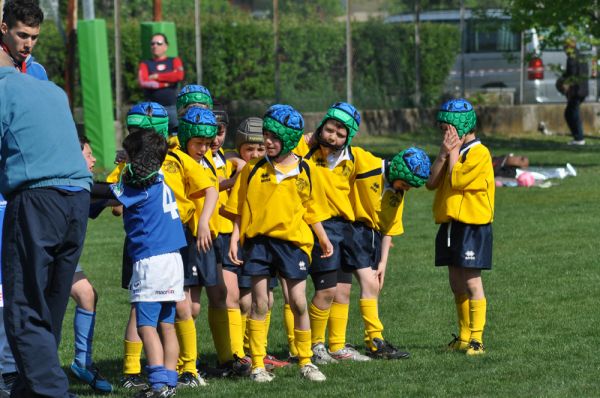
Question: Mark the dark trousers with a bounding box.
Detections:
[564,97,585,141]
[1,188,89,398]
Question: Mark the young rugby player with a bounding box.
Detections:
[426,98,494,355]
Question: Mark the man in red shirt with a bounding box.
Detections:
[138,33,184,130]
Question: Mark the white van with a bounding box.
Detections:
[386,9,598,104]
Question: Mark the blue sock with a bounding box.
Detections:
[73,307,96,368]
[146,365,168,390]
[166,369,178,388]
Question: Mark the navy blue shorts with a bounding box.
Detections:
[181,227,219,287]
[242,236,309,280]
[220,236,279,290]
[343,222,382,271]
[135,301,176,327]
[310,218,354,274]
[435,221,493,270]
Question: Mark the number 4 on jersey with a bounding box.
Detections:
[162,183,179,220]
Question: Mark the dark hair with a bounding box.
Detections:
[2,0,44,29]
[122,130,167,189]
[78,133,90,150]
[151,33,168,45]
[127,125,158,136]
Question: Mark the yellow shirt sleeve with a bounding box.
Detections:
[378,188,405,236]
[451,147,493,191]
[302,161,330,225]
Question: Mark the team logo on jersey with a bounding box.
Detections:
[296,177,308,193]
[370,182,380,193]
[389,194,400,208]
[192,266,198,277]
[298,261,306,271]
[163,160,179,174]
[261,172,270,183]
[341,164,352,177]
[464,250,476,261]
[157,63,167,71]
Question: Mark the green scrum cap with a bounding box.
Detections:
[317,102,361,147]
[436,98,477,138]
[386,147,431,188]
[235,117,264,152]
[176,84,213,112]
[126,102,169,138]
[263,104,304,156]
[177,107,218,150]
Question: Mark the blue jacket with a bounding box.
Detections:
[25,54,48,80]
[0,67,92,195]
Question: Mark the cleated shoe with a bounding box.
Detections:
[134,385,174,398]
[311,343,338,365]
[366,338,410,360]
[120,373,149,391]
[299,363,326,382]
[250,367,275,383]
[264,354,292,369]
[466,340,486,356]
[177,371,207,388]
[70,362,113,393]
[231,355,252,376]
[447,334,469,351]
[329,344,371,362]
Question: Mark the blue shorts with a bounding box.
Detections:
[343,222,382,271]
[181,227,219,287]
[135,301,176,328]
[310,218,354,274]
[215,234,237,269]
[219,236,279,290]
[242,236,309,280]
[435,221,493,270]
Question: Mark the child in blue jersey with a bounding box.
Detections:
[111,129,187,398]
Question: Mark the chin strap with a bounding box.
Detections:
[314,128,345,151]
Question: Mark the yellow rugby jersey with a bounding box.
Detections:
[433,139,495,225]
[214,148,235,234]
[295,136,355,221]
[189,153,220,238]
[224,156,329,259]
[349,146,405,236]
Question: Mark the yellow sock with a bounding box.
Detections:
[294,329,313,367]
[328,302,349,352]
[227,308,245,359]
[455,294,470,343]
[359,298,384,351]
[175,319,198,375]
[264,310,272,351]
[208,307,232,365]
[248,318,267,369]
[123,339,143,375]
[469,298,487,344]
[283,304,298,357]
[242,313,250,355]
[309,302,330,345]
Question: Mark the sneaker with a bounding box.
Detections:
[329,344,371,361]
[466,340,486,356]
[311,342,338,365]
[447,334,469,351]
[299,363,326,382]
[177,371,207,388]
[250,367,275,383]
[70,362,113,393]
[366,338,410,360]
[120,373,149,391]
[231,354,252,376]
[134,385,175,398]
[264,354,292,369]
[568,139,585,146]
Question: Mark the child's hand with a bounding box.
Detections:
[111,205,123,217]
[228,239,243,266]
[376,263,387,291]
[196,223,212,253]
[319,237,334,258]
[441,125,460,155]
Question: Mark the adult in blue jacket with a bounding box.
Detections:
[0,49,92,398]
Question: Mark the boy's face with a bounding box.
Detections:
[392,179,412,192]
[321,119,348,148]
[82,143,96,172]
[1,21,40,63]
[210,125,227,153]
[239,143,266,162]
[186,137,213,161]
[263,130,283,158]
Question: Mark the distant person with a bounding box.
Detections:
[561,38,588,146]
[0,49,92,397]
[0,0,47,80]
[138,33,184,131]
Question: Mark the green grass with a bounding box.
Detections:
[62,132,600,397]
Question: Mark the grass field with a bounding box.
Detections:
[61,132,600,397]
